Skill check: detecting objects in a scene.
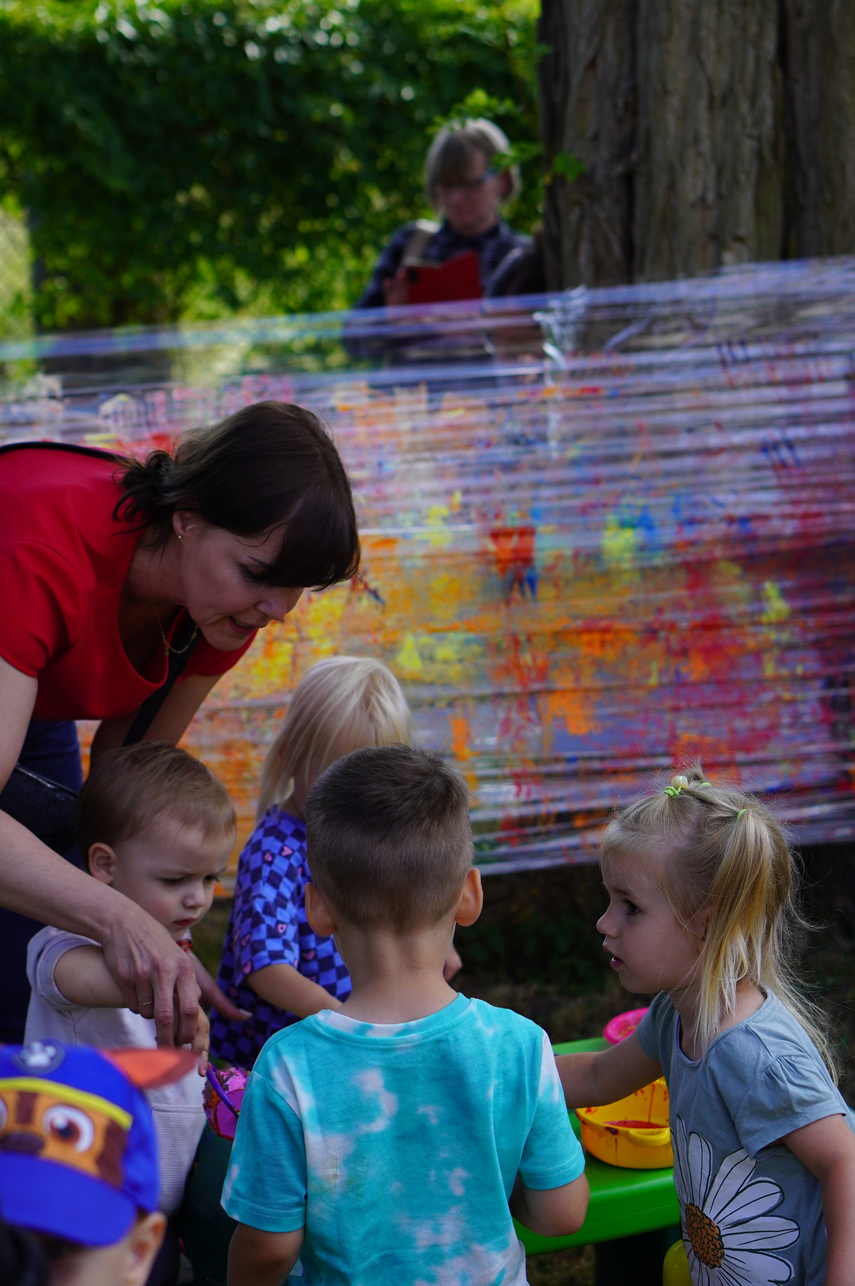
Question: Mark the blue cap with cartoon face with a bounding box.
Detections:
[0,1041,160,1247]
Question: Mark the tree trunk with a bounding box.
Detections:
[538,0,637,289]
[782,0,855,258]
[538,0,855,289]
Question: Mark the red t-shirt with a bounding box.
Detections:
[0,446,255,720]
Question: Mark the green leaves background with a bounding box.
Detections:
[0,0,540,330]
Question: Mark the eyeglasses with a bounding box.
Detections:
[436,169,498,195]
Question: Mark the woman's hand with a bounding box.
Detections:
[382,267,410,307]
[0,797,202,1047]
[100,897,201,1048]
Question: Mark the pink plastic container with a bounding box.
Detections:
[602,1007,649,1045]
[203,1065,248,1141]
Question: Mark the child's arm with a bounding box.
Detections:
[190,952,251,1021]
[54,943,126,1008]
[227,1223,304,1286]
[780,1113,855,1286]
[556,1030,662,1107]
[248,963,342,1018]
[53,944,211,1066]
[510,1172,590,1238]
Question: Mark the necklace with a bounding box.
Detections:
[152,602,199,658]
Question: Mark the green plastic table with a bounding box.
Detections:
[517,1037,679,1254]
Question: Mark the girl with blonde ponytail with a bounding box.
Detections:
[557,766,855,1286]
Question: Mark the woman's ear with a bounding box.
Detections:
[454,868,483,928]
[88,842,118,885]
[172,509,195,540]
[305,882,337,938]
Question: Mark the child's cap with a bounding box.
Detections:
[0,1041,194,1247]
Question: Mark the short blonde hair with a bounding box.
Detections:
[256,656,412,819]
[306,745,473,931]
[78,742,235,860]
[424,118,521,206]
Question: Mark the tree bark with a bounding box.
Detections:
[782,0,855,258]
[538,0,637,289]
[538,0,855,289]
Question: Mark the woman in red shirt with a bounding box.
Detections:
[0,400,359,1044]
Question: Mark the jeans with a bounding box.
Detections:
[0,719,83,1043]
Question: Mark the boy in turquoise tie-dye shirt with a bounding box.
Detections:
[224,745,588,1286]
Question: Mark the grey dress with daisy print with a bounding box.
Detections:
[637,990,852,1286]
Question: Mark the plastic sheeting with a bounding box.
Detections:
[2,256,853,875]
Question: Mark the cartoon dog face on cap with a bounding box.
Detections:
[0,1075,132,1186]
[0,1041,198,1248]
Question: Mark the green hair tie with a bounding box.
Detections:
[737,808,747,818]
[665,774,711,798]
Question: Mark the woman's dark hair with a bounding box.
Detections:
[115,401,360,590]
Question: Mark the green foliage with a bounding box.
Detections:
[0,0,540,329]
[551,150,587,183]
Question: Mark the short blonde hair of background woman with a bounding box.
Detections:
[256,656,412,820]
[424,117,521,206]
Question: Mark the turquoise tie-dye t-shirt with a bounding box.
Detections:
[223,993,584,1285]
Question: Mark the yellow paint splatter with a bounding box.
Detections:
[602,514,638,569]
[761,580,789,624]
[425,505,452,547]
[396,633,424,674]
[435,637,466,665]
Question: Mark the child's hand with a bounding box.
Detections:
[191,952,251,1023]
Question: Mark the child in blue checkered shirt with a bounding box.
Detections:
[210,657,414,1068]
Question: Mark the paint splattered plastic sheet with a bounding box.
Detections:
[2,257,853,876]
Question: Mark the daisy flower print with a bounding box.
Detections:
[672,1117,799,1284]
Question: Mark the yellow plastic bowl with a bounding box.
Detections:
[576,1078,673,1169]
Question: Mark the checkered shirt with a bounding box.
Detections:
[209,808,351,1068]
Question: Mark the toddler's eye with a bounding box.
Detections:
[624,900,640,915]
[42,1106,94,1151]
[162,877,184,887]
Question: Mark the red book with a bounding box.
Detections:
[404,250,482,305]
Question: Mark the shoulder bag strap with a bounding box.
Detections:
[402,219,440,265]
[122,616,200,747]
[0,440,122,463]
